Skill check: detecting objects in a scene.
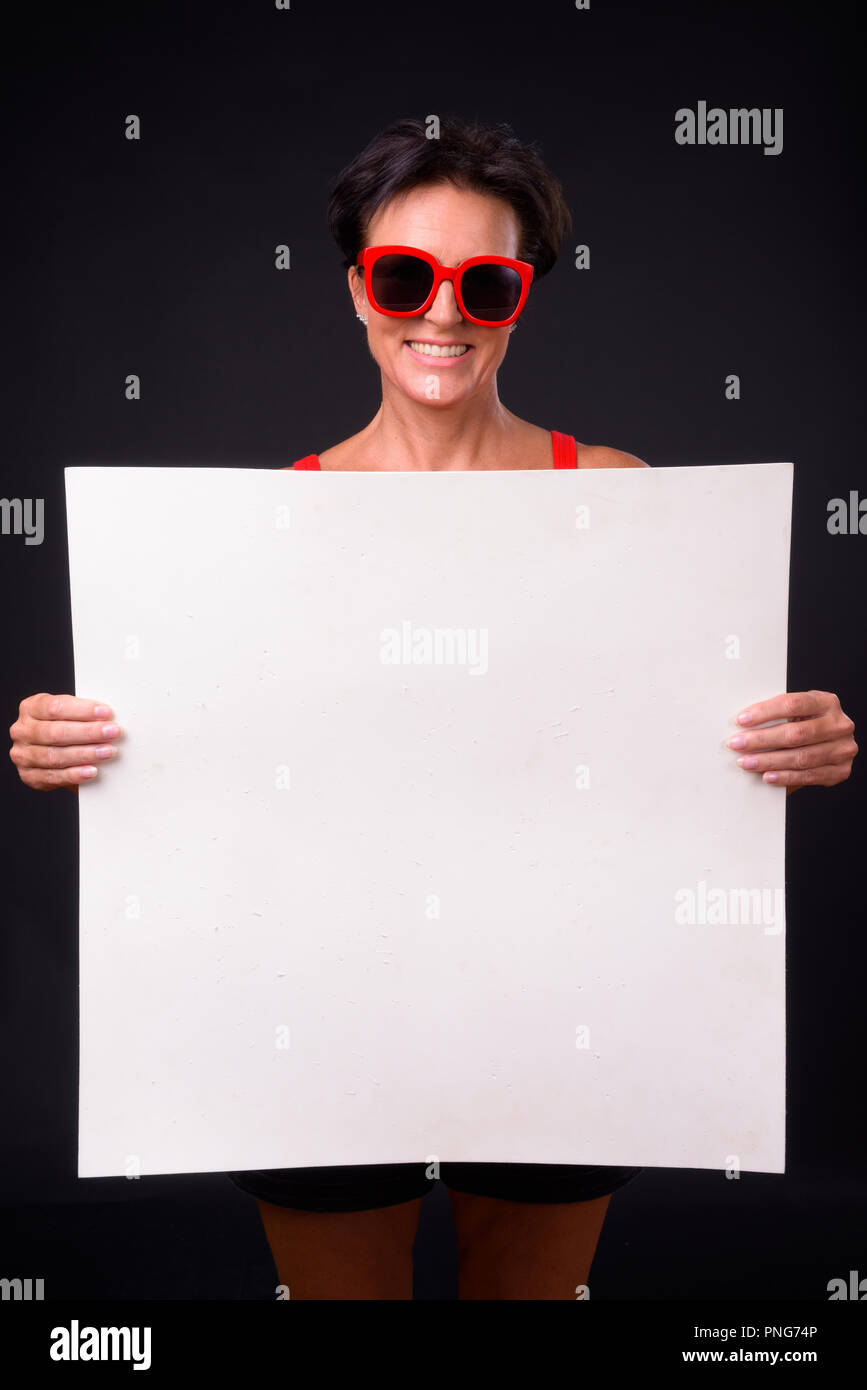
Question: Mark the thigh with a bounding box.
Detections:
[442,1163,641,1300]
[446,1187,612,1300]
[255,1194,425,1300]
[228,1163,432,1300]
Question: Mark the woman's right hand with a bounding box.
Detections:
[9,694,123,790]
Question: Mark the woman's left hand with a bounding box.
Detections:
[727,690,858,793]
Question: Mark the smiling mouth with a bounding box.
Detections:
[405,340,472,358]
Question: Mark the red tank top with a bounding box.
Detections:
[287,430,578,470]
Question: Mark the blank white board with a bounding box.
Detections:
[65,461,792,1178]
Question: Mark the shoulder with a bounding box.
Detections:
[576,442,650,469]
[316,438,368,471]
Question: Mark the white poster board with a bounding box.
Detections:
[65,462,792,1178]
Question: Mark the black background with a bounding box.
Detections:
[1,0,864,1299]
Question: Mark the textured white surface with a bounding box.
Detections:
[65,462,792,1177]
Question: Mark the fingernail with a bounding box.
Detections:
[101,724,120,738]
[737,756,759,769]
[728,735,747,749]
[737,710,754,724]
[93,705,112,718]
[95,745,116,759]
[80,767,98,779]
[763,771,779,783]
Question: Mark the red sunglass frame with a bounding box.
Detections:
[356,244,534,327]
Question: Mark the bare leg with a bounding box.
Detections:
[255,1196,424,1300]
[447,1188,612,1300]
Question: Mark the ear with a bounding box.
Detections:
[348,265,368,317]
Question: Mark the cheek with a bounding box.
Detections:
[474,332,511,370]
[367,322,408,367]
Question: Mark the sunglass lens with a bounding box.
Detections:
[370,254,435,313]
[460,264,523,322]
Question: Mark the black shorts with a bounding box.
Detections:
[227,1162,642,1212]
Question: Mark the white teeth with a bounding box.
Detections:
[407,341,469,357]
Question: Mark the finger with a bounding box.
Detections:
[11,741,119,771]
[735,737,858,774]
[18,716,122,747]
[733,690,831,728]
[759,762,854,789]
[20,693,114,722]
[18,764,100,790]
[727,713,837,753]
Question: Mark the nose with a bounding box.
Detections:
[425,277,464,325]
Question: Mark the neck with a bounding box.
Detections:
[359,375,518,471]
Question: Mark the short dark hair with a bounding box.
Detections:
[327,115,572,279]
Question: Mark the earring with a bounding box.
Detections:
[356,312,368,324]
[509,324,517,333]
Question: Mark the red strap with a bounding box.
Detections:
[288,438,576,470]
[551,430,578,468]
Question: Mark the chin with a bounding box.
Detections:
[385,362,466,402]
[405,380,473,406]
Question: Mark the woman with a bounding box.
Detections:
[9,117,858,1300]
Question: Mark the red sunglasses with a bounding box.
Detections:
[356,244,534,327]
